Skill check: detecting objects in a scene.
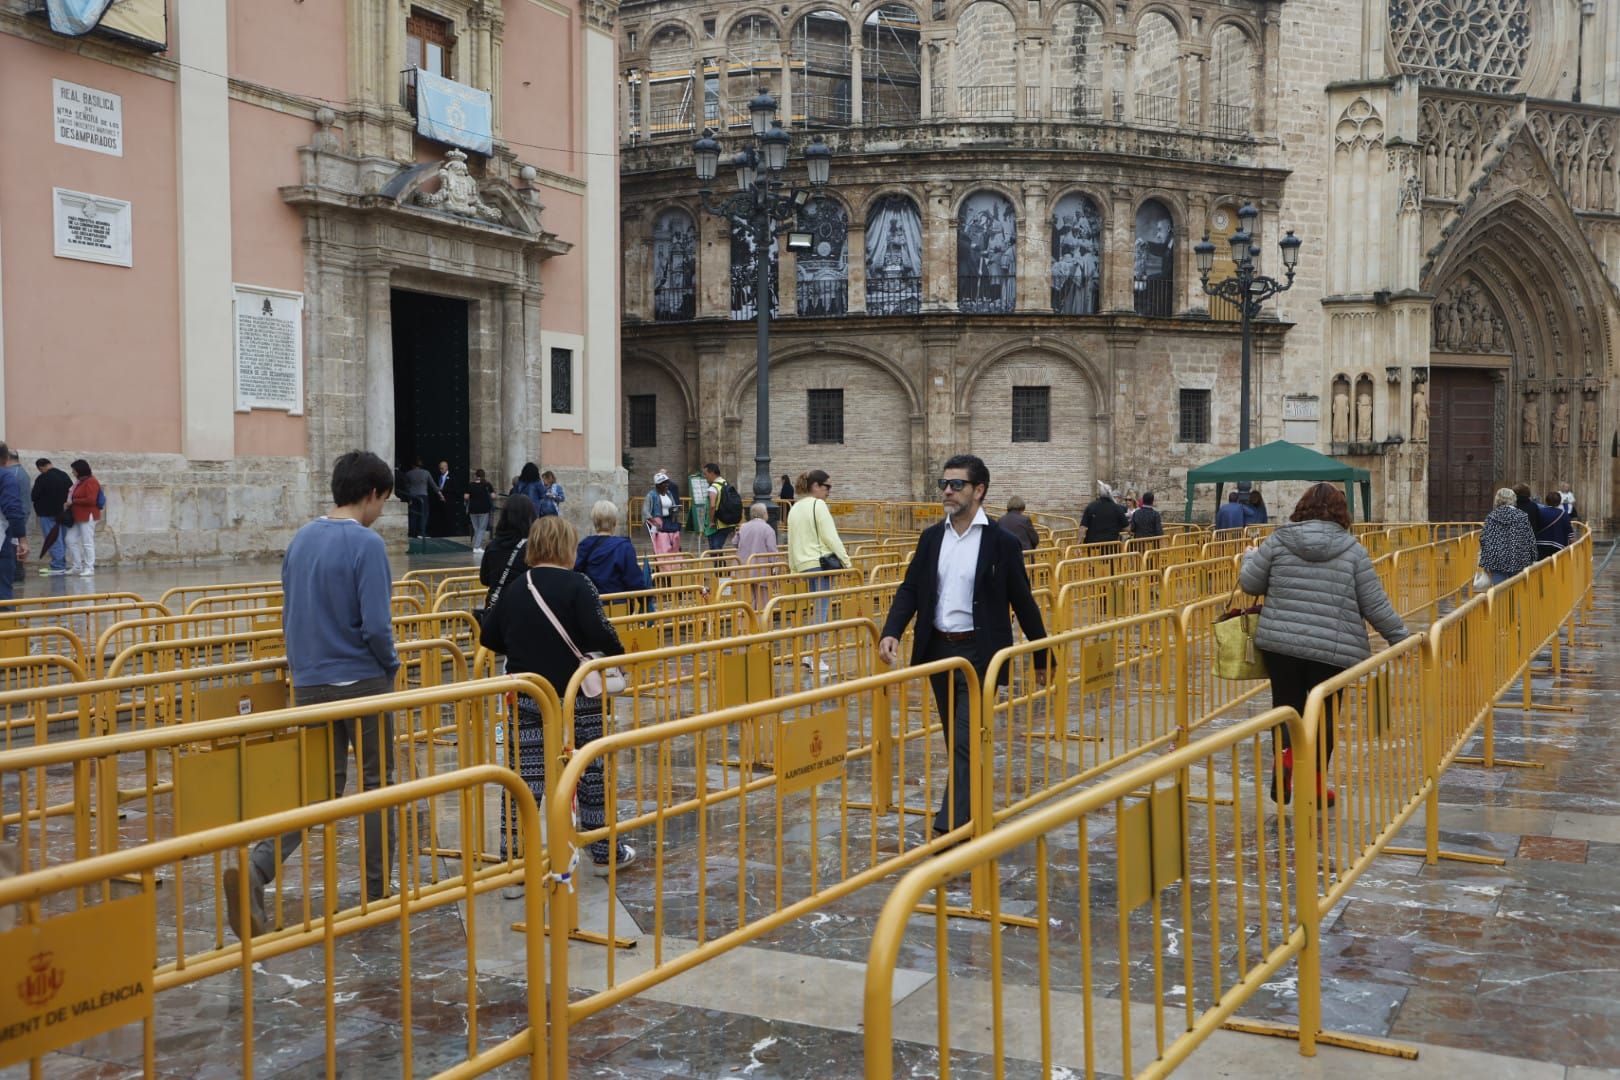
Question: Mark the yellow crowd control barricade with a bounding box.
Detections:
[980,610,1183,830]
[156,580,276,612]
[0,765,548,1079]
[403,565,482,591]
[1054,570,1162,632]
[432,582,485,616]
[433,572,483,605]
[863,705,1311,1080]
[6,601,169,673]
[183,589,282,616]
[393,576,433,610]
[543,659,982,1075]
[1160,556,1238,608]
[0,651,89,750]
[394,609,481,657]
[609,599,758,655]
[0,672,550,886]
[1143,543,1203,574]
[868,560,907,587]
[1055,550,1146,587]
[0,590,149,615]
[96,611,288,675]
[1198,537,1249,562]
[600,582,712,616]
[0,623,87,667]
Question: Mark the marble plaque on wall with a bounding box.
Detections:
[233,285,305,415]
[52,188,132,267]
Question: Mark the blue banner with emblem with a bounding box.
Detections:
[46,0,116,34]
[415,68,493,156]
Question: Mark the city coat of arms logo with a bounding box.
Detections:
[809,730,823,759]
[19,951,65,1008]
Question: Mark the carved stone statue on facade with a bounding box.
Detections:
[1552,395,1571,447]
[1331,383,1351,444]
[416,149,503,223]
[1491,316,1506,352]
[1522,393,1541,446]
[1355,382,1373,443]
[1581,393,1600,446]
[1411,381,1429,442]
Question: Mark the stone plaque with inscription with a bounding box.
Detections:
[233,286,304,414]
[53,79,123,157]
[52,188,132,267]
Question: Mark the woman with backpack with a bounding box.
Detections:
[64,459,102,577]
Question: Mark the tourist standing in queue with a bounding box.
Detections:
[64,460,101,577]
[402,459,433,539]
[226,451,400,938]
[513,463,556,517]
[998,496,1040,550]
[1535,490,1574,561]
[575,500,648,596]
[1128,491,1164,538]
[0,444,26,601]
[1215,490,1247,530]
[481,516,635,874]
[778,473,795,505]
[465,469,495,555]
[879,455,1049,839]
[5,452,28,585]
[541,470,566,508]
[1079,482,1129,545]
[1513,483,1542,528]
[787,469,850,629]
[31,458,69,576]
[1479,487,1538,585]
[643,471,684,569]
[481,494,539,612]
[1238,483,1408,808]
[735,503,779,609]
[703,463,740,550]
[1246,489,1269,525]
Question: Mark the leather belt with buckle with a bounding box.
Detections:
[936,630,976,642]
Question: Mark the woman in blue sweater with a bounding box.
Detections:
[574,500,647,598]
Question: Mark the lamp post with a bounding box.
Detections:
[692,92,832,520]
[1194,202,1302,451]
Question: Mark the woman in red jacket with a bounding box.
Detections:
[64,459,102,577]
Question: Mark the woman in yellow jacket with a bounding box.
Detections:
[786,469,850,628]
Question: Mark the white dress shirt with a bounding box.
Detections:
[935,508,989,632]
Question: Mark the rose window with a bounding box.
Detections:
[1390,0,1531,94]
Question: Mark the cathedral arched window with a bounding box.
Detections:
[865,194,922,315]
[1390,0,1530,94]
[652,208,697,321]
[792,11,852,127]
[1208,24,1254,135]
[731,219,779,320]
[1135,13,1180,128]
[863,5,922,123]
[1050,193,1102,314]
[1051,3,1105,117]
[958,190,1017,314]
[795,197,849,317]
[953,2,1018,117]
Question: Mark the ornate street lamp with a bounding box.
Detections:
[1196,202,1302,451]
[691,96,833,519]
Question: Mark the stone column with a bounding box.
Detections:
[1177,51,1191,128]
[944,39,958,115]
[780,43,794,123]
[1039,36,1052,119]
[924,180,955,311]
[1013,39,1026,118]
[1185,191,1209,315]
[365,268,396,464]
[1196,53,1209,129]
[694,334,731,465]
[920,39,934,120]
[500,285,531,481]
[1105,186,1135,312]
[850,39,864,125]
[1018,180,1048,313]
[780,237,798,316]
[640,68,653,138]
[847,218,867,313]
[1119,43,1135,122]
[699,208,731,316]
[922,326,958,485]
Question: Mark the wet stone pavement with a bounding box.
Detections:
[5,549,1620,1078]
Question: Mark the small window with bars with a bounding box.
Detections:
[1011,386,1050,443]
[629,394,657,447]
[1179,388,1211,443]
[551,348,573,414]
[808,389,844,444]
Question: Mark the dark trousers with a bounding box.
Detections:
[0,547,14,601]
[706,527,735,551]
[407,495,429,538]
[924,635,983,834]
[1259,649,1345,763]
[251,677,396,901]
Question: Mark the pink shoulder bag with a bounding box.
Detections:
[524,574,626,698]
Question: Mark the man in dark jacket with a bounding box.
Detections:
[0,443,26,600]
[880,454,1049,837]
[1080,482,1129,544]
[31,458,71,576]
[998,495,1040,550]
[1128,491,1164,538]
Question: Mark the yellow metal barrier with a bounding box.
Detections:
[863,705,1310,1079]
[544,658,980,1076]
[600,582,712,614]
[95,611,287,675]
[4,601,169,672]
[0,765,548,1079]
[1054,570,1161,631]
[0,623,86,667]
[183,589,282,616]
[868,561,907,586]
[1160,556,1238,608]
[433,572,483,603]
[610,599,758,654]
[0,651,89,749]
[1055,550,1145,587]
[394,609,482,656]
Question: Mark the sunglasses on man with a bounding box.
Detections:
[937,478,972,492]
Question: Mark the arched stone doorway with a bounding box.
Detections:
[1424,185,1614,523]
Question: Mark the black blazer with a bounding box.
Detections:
[881,518,1050,685]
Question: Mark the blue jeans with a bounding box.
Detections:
[38,516,66,571]
[1489,570,1513,586]
[408,495,429,538]
[809,574,831,623]
[0,546,14,601]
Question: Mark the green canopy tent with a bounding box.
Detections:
[1184,440,1372,523]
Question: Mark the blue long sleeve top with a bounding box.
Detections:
[0,469,24,551]
[281,517,399,687]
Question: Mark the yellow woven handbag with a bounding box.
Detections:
[1213,590,1268,681]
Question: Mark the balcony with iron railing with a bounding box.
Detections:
[866,275,922,316]
[1133,276,1175,318]
[796,278,850,317]
[654,285,698,322]
[1134,92,1179,129]
[957,274,1017,314]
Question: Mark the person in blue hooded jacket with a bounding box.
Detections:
[574,500,647,597]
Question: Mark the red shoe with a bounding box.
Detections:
[1270,748,1294,805]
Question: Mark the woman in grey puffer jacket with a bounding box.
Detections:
[1238,483,1409,805]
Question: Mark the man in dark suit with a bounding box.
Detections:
[880,454,1049,839]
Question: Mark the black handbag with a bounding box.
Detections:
[819,553,844,571]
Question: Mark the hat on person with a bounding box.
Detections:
[1097,481,1114,499]
[653,470,670,484]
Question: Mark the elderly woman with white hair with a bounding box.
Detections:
[575,499,648,596]
[1478,486,1538,586]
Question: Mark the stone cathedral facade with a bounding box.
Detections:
[617,0,1620,525]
